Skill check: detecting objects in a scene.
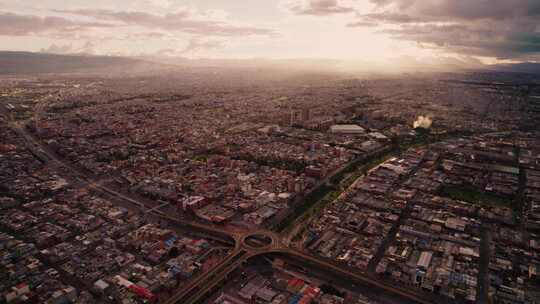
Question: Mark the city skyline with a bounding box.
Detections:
[1,2,540,304]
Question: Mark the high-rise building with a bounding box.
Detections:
[301,108,311,122]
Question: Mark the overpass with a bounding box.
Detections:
[162,242,437,304]
[4,110,438,304]
[163,249,249,304]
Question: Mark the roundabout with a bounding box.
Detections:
[241,233,274,250]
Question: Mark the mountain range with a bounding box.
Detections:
[0,51,538,76]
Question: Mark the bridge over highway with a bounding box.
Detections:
[1,106,440,304]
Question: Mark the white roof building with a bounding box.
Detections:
[417,251,433,270]
[330,124,365,134]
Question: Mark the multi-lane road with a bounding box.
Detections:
[1,104,438,304]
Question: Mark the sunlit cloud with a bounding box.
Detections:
[0,11,113,36]
[0,0,538,63]
[57,8,276,37]
[347,0,540,60]
[285,0,355,16]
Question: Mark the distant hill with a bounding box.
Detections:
[488,62,540,75]
[2,51,539,77]
[0,51,162,75]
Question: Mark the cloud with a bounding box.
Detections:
[350,0,540,59]
[58,8,276,37]
[0,11,112,36]
[385,0,540,21]
[77,41,97,55]
[40,43,73,54]
[287,0,354,16]
[124,32,170,40]
[149,38,224,57]
[381,21,540,59]
[147,0,172,8]
[354,12,422,25]
[346,21,379,28]
[182,38,224,54]
[40,41,97,55]
[154,48,178,56]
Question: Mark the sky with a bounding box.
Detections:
[1,0,539,65]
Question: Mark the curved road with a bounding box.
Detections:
[2,107,437,304]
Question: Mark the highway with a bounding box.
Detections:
[163,249,249,304]
[164,243,437,304]
[181,251,250,304]
[277,248,436,304]
[1,104,439,304]
[1,108,239,246]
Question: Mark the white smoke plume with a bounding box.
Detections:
[413,115,433,129]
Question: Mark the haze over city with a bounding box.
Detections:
[1,1,540,304]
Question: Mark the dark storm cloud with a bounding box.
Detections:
[288,0,354,16]
[356,0,540,59]
[381,22,540,59]
[368,0,540,19]
[58,9,275,37]
[0,11,112,36]
[389,0,540,21]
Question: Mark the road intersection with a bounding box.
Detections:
[1,105,437,304]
